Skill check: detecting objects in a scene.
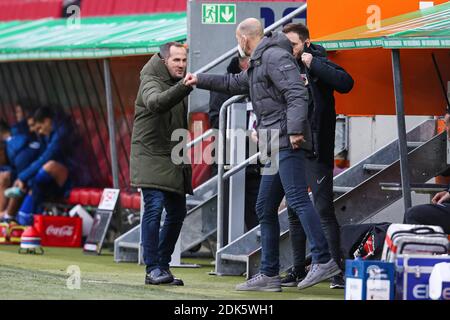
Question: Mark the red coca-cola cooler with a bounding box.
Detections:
[33,215,82,247]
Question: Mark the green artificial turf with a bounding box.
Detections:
[0,245,344,300]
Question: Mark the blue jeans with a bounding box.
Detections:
[288,157,343,270]
[256,149,331,276]
[141,188,186,273]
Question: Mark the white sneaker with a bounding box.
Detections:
[235,273,282,292]
[297,259,341,290]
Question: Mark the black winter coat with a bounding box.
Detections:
[302,43,354,167]
[208,57,243,129]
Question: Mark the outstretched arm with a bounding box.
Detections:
[185,71,250,96]
[141,76,192,114]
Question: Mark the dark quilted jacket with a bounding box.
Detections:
[197,31,311,152]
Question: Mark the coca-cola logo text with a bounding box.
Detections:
[46,225,74,237]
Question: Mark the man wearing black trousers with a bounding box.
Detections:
[403,111,450,234]
[281,23,354,289]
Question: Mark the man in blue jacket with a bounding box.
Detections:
[280,23,354,289]
[14,107,75,226]
[11,104,32,136]
[0,120,44,222]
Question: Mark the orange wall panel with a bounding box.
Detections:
[308,0,449,116]
[329,49,449,116]
[308,0,449,39]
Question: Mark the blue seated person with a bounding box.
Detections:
[11,104,32,136]
[0,119,44,222]
[14,107,77,226]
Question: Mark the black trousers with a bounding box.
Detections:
[211,164,261,232]
[245,170,261,230]
[287,156,343,270]
[404,202,450,234]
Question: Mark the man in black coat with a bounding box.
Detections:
[281,23,354,289]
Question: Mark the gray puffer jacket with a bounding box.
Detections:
[197,31,311,151]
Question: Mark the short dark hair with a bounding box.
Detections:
[282,23,310,42]
[0,119,10,135]
[33,107,55,123]
[16,100,37,117]
[159,42,186,60]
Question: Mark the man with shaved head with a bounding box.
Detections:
[185,18,340,292]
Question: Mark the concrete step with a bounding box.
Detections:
[117,241,139,250]
[407,141,423,148]
[333,186,354,193]
[363,164,389,171]
[220,253,248,263]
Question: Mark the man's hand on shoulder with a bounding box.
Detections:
[301,53,313,69]
[184,73,198,87]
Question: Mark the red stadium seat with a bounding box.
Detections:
[67,189,142,210]
[113,0,148,15]
[67,188,80,205]
[0,0,303,22]
[89,189,103,207]
[189,112,212,189]
[66,188,104,207]
[0,0,62,21]
[120,192,133,209]
[154,0,176,13]
[66,188,92,206]
[78,188,91,206]
[131,193,141,211]
[81,0,115,17]
[172,0,187,12]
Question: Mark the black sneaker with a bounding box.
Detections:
[330,273,345,289]
[281,268,306,287]
[145,268,174,285]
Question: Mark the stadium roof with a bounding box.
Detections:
[315,2,450,50]
[0,12,186,61]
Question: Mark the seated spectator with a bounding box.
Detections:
[403,112,450,234]
[0,119,43,222]
[11,103,38,136]
[13,107,78,225]
[404,191,450,234]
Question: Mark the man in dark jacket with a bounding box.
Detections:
[130,42,193,286]
[281,23,354,289]
[185,18,340,292]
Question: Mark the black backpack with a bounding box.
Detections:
[340,222,391,260]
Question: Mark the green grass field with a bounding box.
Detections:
[0,245,344,300]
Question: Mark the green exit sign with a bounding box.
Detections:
[202,4,236,24]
